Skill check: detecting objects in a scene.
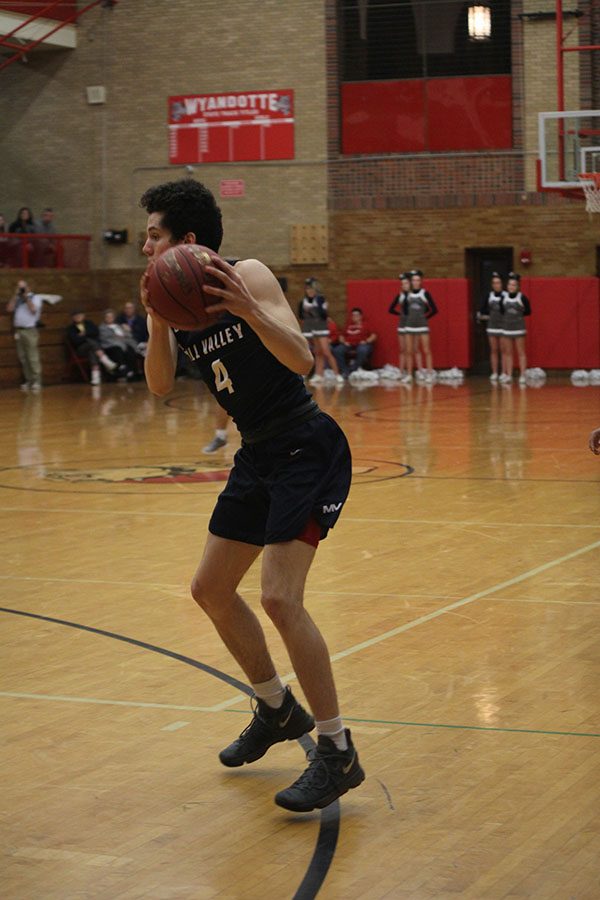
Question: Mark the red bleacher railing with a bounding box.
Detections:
[0,233,91,269]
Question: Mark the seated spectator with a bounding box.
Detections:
[9,207,36,234]
[99,309,138,380]
[116,301,148,355]
[36,208,56,234]
[0,214,9,268]
[33,207,57,267]
[8,207,36,266]
[332,307,377,376]
[67,311,118,385]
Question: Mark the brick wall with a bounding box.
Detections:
[1,0,598,350]
[0,0,328,270]
[321,204,600,321]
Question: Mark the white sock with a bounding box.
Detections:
[215,429,227,441]
[252,674,286,709]
[316,716,348,751]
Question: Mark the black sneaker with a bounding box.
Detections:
[219,687,314,768]
[274,729,365,812]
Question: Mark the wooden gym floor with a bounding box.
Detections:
[1,376,599,899]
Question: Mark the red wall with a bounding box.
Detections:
[521,277,600,369]
[341,75,512,154]
[345,279,472,369]
[345,278,600,370]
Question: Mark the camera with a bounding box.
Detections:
[18,287,26,295]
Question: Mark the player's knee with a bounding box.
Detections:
[190,576,218,614]
[261,592,300,628]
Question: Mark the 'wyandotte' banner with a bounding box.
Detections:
[168,90,294,164]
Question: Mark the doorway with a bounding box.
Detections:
[465,247,514,374]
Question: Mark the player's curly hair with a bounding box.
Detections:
[140,178,223,251]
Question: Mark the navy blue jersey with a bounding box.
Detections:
[174,313,315,440]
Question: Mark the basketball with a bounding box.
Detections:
[147,244,223,330]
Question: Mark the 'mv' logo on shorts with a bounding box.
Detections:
[322,502,343,513]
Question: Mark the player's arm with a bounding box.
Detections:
[205,258,314,375]
[140,271,178,396]
[388,295,401,316]
[425,292,438,318]
[522,295,531,316]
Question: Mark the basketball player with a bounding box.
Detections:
[139,179,364,812]
[477,272,505,382]
[404,270,438,383]
[203,402,229,454]
[501,272,530,385]
[388,272,410,376]
[588,427,600,454]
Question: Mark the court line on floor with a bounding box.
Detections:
[0,506,599,529]
[489,596,600,607]
[0,607,338,900]
[0,691,219,712]
[3,544,599,711]
[326,538,600,662]
[2,691,598,739]
[211,537,600,710]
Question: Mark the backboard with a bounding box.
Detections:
[538,110,600,190]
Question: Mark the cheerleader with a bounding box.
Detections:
[501,272,531,385]
[403,270,438,383]
[298,277,343,385]
[388,272,411,375]
[478,271,505,382]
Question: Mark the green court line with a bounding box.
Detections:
[226,709,600,738]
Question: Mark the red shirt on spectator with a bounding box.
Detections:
[342,320,372,347]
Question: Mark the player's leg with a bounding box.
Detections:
[261,539,338,722]
[489,333,499,380]
[192,533,314,767]
[331,341,347,376]
[312,340,325,378]
[415,343,423,373]
[191,533,268,681]
[398,332,406,374]
[316,335,343,382]
[261,538,365,811]
[420,332,433,375]
[500,335,512,381]
[203,402,229,453]
[404,333,414,380]
[516,336,527,383]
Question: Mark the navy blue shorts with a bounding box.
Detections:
[208,412,352,546]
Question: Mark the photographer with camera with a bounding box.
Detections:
[6,279,43,392]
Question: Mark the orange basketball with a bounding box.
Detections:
[147,244,223,330]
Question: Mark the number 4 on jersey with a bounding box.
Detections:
[211,358,234,394]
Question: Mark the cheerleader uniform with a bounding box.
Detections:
[298,293,329,338]
[388,292,408,334]
[480,290,505,336]
[403,288,438,333]
[501,291,531,338]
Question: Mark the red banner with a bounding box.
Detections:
[168,90,294,164]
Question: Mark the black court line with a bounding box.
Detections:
[0,606,340,900]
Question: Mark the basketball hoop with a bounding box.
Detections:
[579,173,600,213]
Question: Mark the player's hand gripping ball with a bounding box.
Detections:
[147,244,223,330]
